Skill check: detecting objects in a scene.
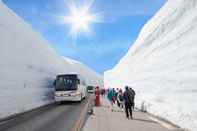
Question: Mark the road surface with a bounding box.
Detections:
[0,96,92,131]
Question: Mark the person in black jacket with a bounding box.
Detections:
[123,86,134,119]
[129,87,136,110]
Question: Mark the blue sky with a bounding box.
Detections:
[4,0,165,74]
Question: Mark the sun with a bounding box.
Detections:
[66,7,94,33]
[63,1,99,37]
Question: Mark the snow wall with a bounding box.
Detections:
[0,0,102,119]
[104,0,197,130]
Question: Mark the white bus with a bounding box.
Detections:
[54,74,87,102]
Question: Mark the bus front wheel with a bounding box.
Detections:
[80,94,83,102]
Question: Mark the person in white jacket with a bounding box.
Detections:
[117,89,124,110]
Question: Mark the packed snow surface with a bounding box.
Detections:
[104,0,197,130]
[0,0,102,119]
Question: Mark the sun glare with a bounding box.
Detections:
[63,1,99,37]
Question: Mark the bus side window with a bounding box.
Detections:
[59,77,63,82]
[77,79,80,84]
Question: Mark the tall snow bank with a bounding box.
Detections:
[0,1,102,119]
[104,0,197,130]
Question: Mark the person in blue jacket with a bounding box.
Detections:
[107,88,116,111]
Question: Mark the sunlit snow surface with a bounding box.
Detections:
[0,0,102,119]
[105,0,197,130]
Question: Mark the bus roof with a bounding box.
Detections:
[57,74,78,77]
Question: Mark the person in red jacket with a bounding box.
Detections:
[95,86,101,106]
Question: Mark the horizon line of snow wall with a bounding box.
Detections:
[104,0,197,130]
[0,1,103,119]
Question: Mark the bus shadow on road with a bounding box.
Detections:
[57,101,82,105]
[133,118,157,124]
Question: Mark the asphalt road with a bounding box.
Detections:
[0,96,93,131]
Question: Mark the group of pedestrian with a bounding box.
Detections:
[107,86,136,119]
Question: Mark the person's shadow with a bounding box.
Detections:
[133,118,157,124]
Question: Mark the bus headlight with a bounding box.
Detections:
[71,91,81,96]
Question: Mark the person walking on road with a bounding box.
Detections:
[95,86,101,106]
[123,86,134,119]
[116,88,120,107]
[101,89,106,98]
[129,87,136,110]
[107,88,116,111]
[117,89,124,109]
[112,88,117,105]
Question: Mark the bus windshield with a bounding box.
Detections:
[87,86,94,90]
[55,75,78,91]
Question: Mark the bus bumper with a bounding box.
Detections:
[55,95,81,102]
